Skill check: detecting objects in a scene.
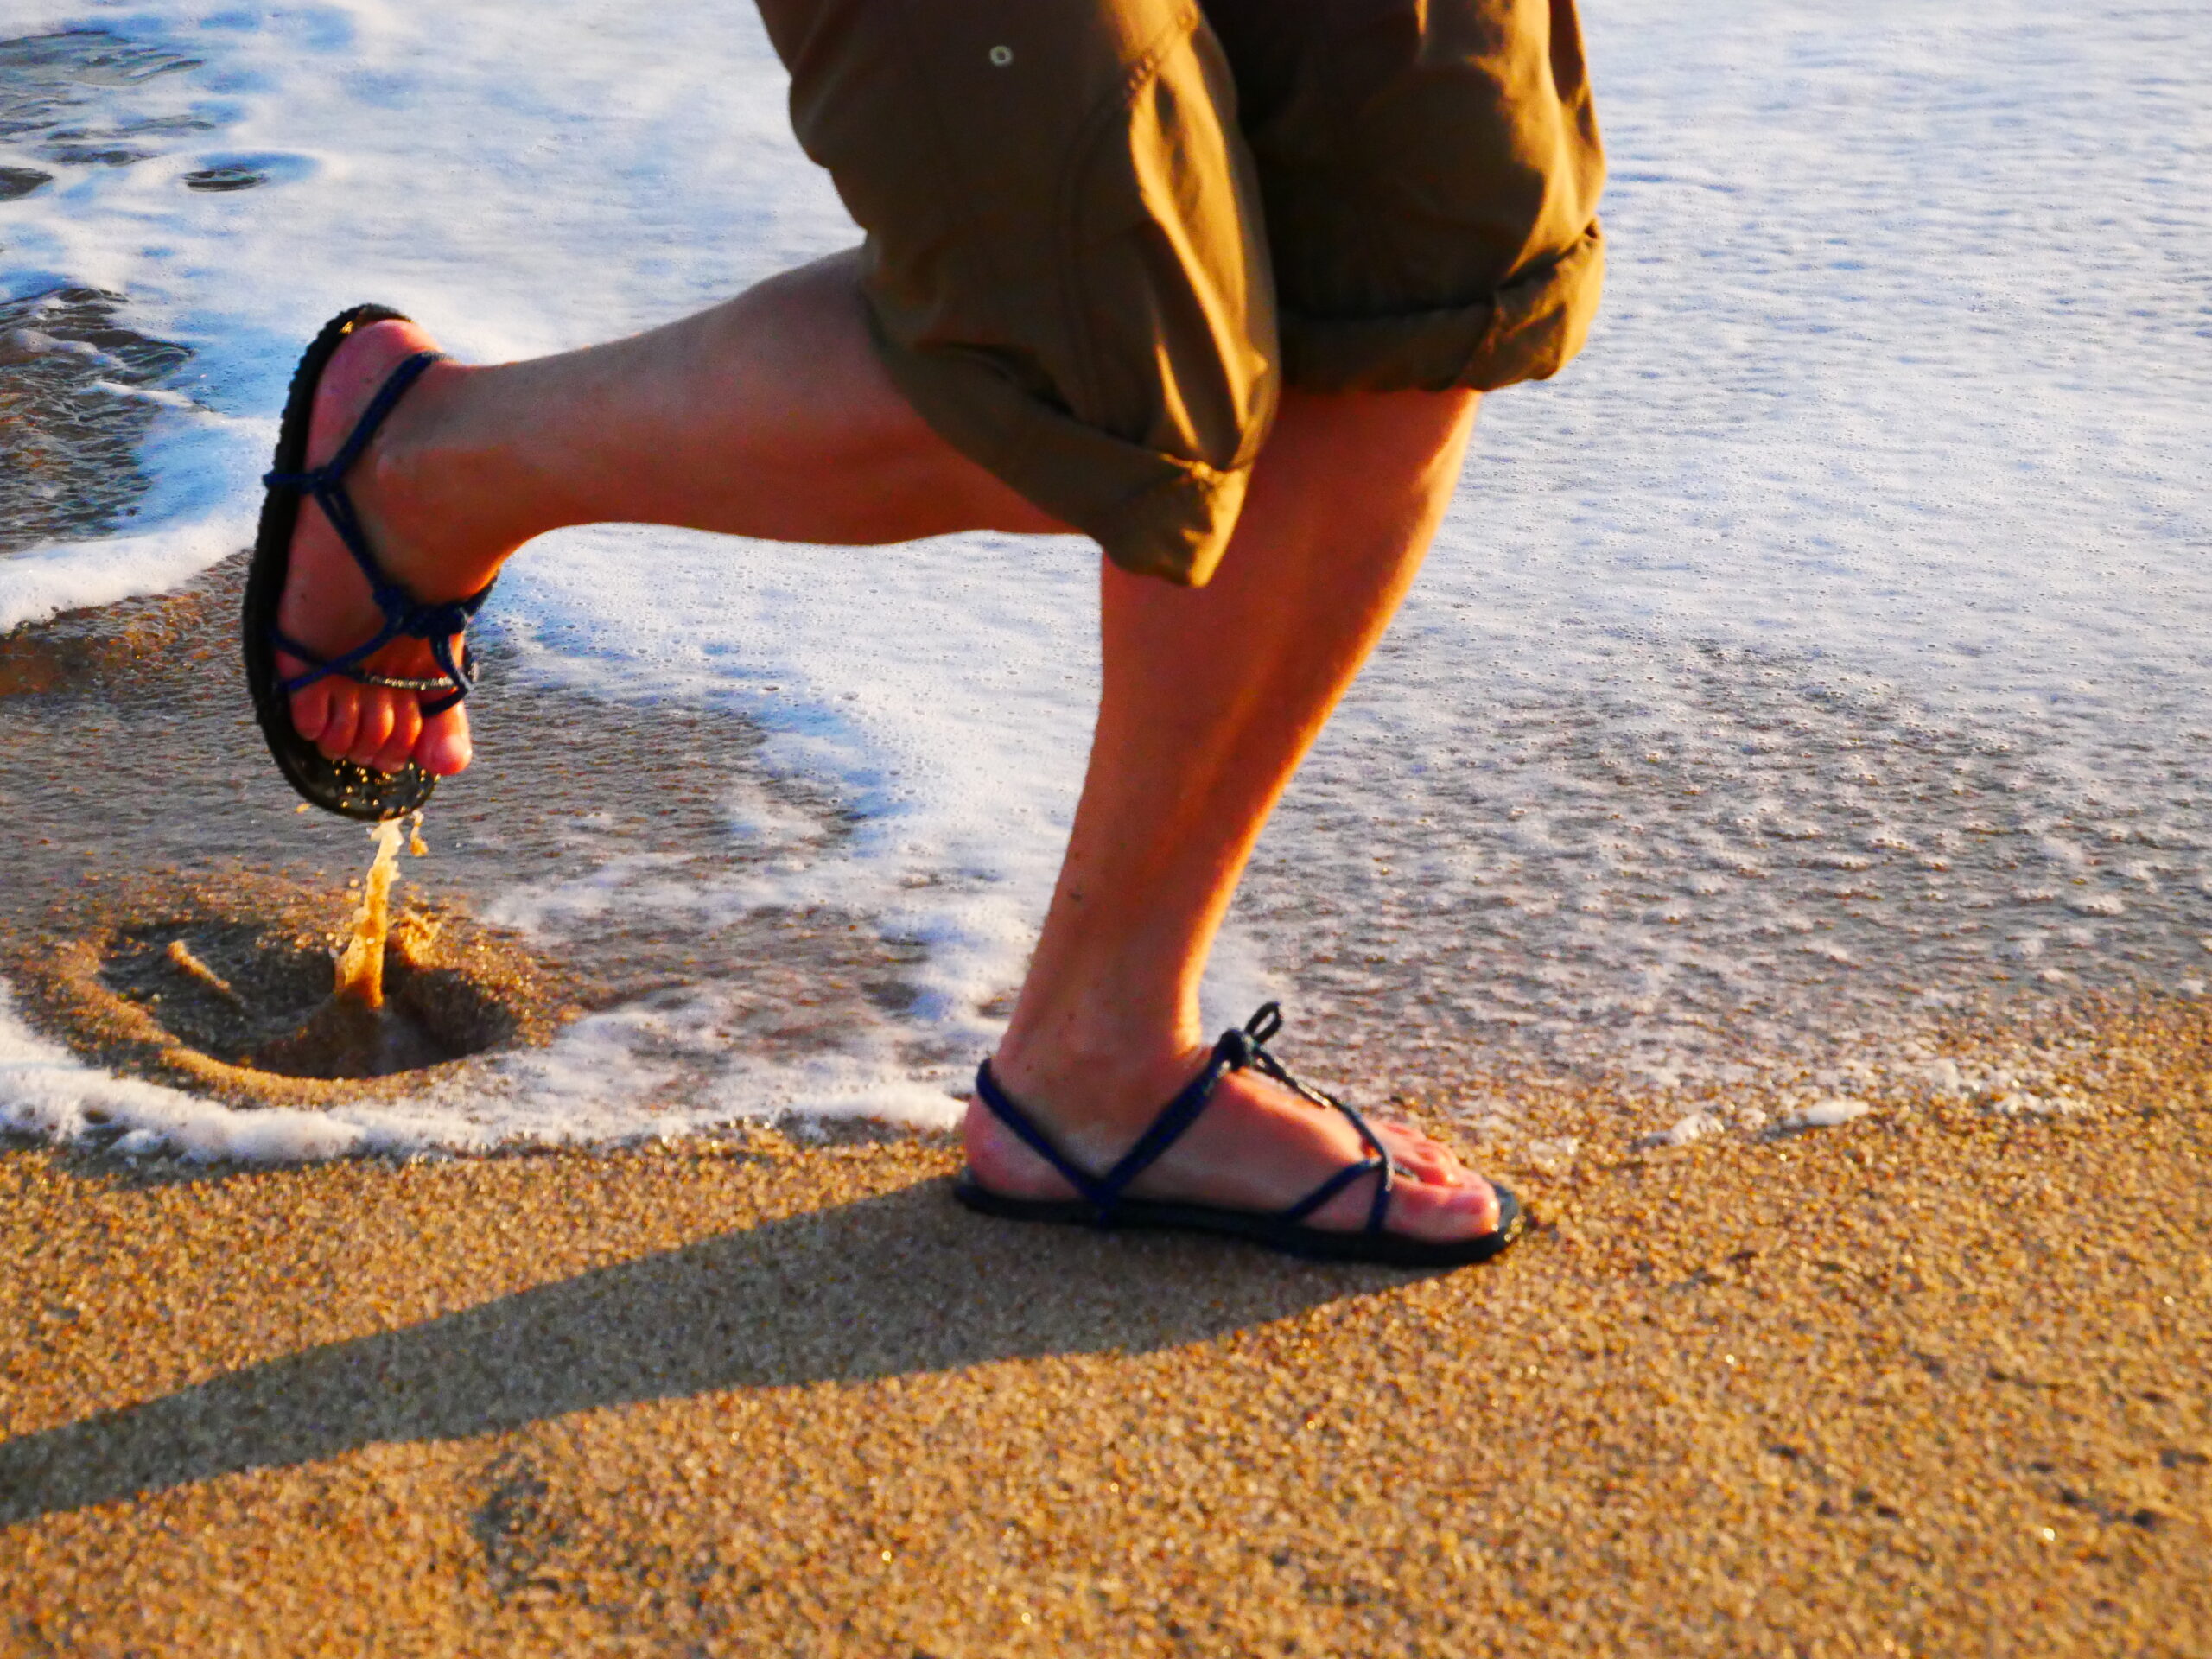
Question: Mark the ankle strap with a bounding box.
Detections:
[973,1035,1243,1225]
[973,1004,1397,1234]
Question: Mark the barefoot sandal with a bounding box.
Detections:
[261,349,493,719]
[957,1002,1522,1268]
[243,305,496,821]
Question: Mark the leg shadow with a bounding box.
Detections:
[0,1176,1413,1523]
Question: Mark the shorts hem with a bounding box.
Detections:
[874,321,1250,588]
[1280,219,1605,395]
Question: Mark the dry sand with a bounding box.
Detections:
[3,1039,2207,1656]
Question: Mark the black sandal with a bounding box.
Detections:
[242,304,494,820]
[957,1003,1523,1268]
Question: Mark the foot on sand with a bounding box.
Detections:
[966,1029,1503,1247]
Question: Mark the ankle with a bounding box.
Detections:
[988,1017,1211,1143]
[359,365,512,599]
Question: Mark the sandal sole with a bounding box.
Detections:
[952,1173,1523,1268]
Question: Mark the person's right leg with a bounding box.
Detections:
[969,385,1503,1241]
[276,251,1061,776]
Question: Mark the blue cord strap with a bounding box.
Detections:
[972,1048,1236,1224]
[262,348,492,716]
[972,1001,1396,1234]
[1237,1004,1396,1235]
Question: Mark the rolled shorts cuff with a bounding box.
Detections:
[1280,219,1605,396]
[874,324,1254,588]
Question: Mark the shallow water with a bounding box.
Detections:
[0,0,2206,1157]
[0,285,193,556]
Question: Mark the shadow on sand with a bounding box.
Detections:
[0,1175,1414,1523]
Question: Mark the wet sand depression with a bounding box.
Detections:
[0,563,2206,1655]
[0,560,930,1120]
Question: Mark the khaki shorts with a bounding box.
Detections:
[757,0,1605,586]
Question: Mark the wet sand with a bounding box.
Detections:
[0,560,930,1119]
[3,1051,2207,1656]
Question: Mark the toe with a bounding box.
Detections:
[416,703,474,776]
[367,696,423,776]
[347,693,397,767]
[286,675,333,745]
[316,682,363,760]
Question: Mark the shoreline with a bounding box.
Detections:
[9,556,2185,1165]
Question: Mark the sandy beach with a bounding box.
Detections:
[4,1038,2208,1656]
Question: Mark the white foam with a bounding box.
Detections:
[0,969,958,1162]
[0,499,257,634]
[1658,1110,1724,1147]
[1779,1097,1873,1134]
[2,0,2208,1155]
[0,988,368,1161]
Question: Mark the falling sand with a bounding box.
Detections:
[253,816,451,1078]
[330,815,428,1011]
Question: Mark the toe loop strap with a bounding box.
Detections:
[1229,1002,1397,1235]
[270,623,482,706]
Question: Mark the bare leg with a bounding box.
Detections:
[276,251,1058,775]
[968,387,1500,1241]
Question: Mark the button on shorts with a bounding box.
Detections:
[756,0,1605,586]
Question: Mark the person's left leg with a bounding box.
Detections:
[960,0,1609,1232]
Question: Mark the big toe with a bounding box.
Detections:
[1376,1171,1502,1243]
[415,705,474,775]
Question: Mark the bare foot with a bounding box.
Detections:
[275,318,496,778]
[965,1040,1503,1243]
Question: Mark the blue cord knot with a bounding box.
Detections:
[403,597,477,640]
